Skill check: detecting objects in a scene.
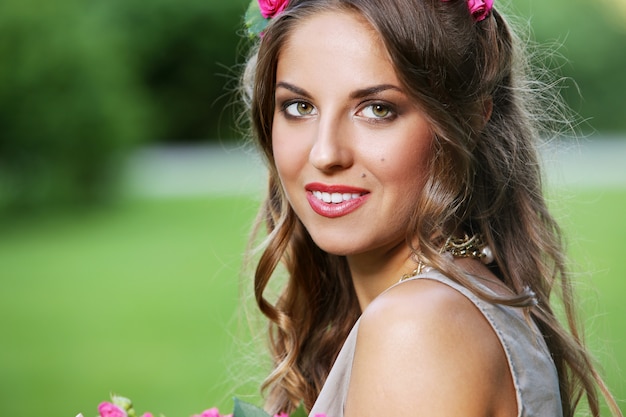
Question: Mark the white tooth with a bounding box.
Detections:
[331,193,343,203]
[343,193,352,201]
[351,193,360,199]
[322,192,331,203]
[314,191,322,199]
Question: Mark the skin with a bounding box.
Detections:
[273,10,432,306]
[347,263,518,417]
[272,10,517,417]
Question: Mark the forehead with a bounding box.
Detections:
[276,10,399,88]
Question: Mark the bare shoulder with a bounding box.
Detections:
[345,277,517,417]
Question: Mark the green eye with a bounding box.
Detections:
[372,104,390,118]
[285,101,316,116]
[361,103,393,119]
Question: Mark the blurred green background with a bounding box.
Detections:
[0,0,624,415]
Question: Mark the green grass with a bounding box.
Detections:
[556,188,626,413]
[0,190,624,416]
[0,196,262,416]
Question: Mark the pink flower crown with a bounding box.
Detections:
[244,0,289,38]
[244,0,494,38]
[442,0,493,22]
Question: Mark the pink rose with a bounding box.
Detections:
[201,409,220,417]
[192,408,225,417]
[467,0,493,21]
[258,0,289,19]
[273,413,289,417]
[98,402,127,417]
[141,414,154,417]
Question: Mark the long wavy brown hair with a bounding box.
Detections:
[240,0,622,415]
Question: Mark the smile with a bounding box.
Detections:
[311,191,364,204]
[305,183,370,218]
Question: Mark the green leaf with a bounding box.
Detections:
[244,0,268,38]
[111,394,133,411]
[290,403,308,417]
[233,398,271,417]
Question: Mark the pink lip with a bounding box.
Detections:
[305,182,369,194]
[305,182,370,218]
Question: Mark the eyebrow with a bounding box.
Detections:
[275,82,312,98]
[275,82,403,99]
[349,84,403,99]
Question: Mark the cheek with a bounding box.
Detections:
[377,134,433,189]
[383,144,432,230]
[271,124,309,185]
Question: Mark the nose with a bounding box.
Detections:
[309,115,353,172]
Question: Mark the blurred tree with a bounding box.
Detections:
[1,0,623,215]
[513,0,626,134]
[0,0,152,214]
[104,0,249,142]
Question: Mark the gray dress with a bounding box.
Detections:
[309,270,563,417]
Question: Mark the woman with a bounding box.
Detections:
[241,0,622,416]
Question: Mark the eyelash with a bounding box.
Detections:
[281,100,317,118]
[279,99,398,122]
[357,102,397,122]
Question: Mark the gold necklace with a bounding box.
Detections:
[399,233,493,281]
[443,233,494,264]
[399,260,427,281]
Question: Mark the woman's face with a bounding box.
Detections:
[272,10,434,259]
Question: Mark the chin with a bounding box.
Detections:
[314,243,354,257]
[303,224,386,257]
[312,238,378,258]
[309,237,359,257]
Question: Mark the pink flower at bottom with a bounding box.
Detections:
[98,402,127,417]
[141,414,154,417]
[192,408,224,417]
[273,413,289,417]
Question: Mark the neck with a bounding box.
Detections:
[347,242,416,311]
